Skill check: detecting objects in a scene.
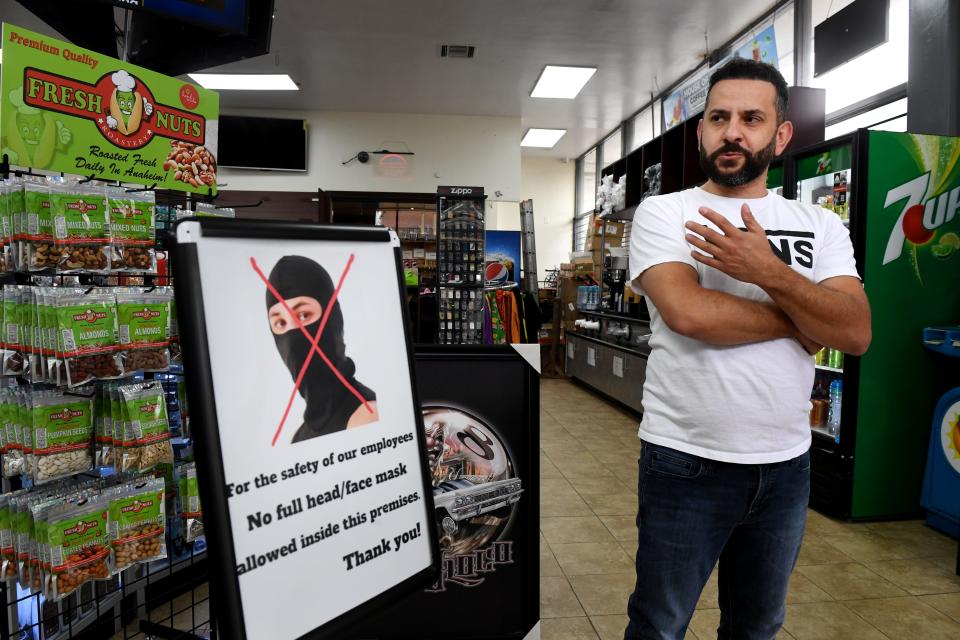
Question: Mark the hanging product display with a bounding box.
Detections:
[436,186,486,345]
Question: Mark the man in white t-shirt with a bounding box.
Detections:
[624,59,871,640]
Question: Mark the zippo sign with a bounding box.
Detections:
[1,23,219,194]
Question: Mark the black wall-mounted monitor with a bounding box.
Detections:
[814,0,889,77]
[140,0,249,35]
[13,0,272,76]
[218,115,308,172]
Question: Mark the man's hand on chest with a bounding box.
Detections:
[684,204,789,288]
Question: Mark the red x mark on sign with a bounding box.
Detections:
[251,255,374,446]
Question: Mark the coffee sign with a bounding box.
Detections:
[1,23,219,194]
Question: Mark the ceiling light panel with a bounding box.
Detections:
[521,128,567,148]
[187,74,299,91]
[530,65,597,99]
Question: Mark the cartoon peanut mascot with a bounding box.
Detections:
[2,89,72,168]
[105,70,154,135]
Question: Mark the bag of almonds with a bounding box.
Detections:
[30,392,95,485]
[51,184,110,274]
[45,495,112,600]
[108,477,166,573]
[23,179,55,272]
[117,289,171,372]
[120,382,173,473]
[109,190,157,273]
[55,291,124,387]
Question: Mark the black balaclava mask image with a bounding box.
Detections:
[266,256,376,442]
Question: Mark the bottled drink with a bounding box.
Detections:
[828,380,843,439]
[829,348,844,370]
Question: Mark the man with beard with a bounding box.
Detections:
[623,59,871,640]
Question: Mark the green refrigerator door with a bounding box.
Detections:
[853,130,960,518]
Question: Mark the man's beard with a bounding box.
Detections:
[699,134,777,187]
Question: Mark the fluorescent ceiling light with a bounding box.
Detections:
[187,73,299,91]
[531,65,597,99]
[521,128,567,148]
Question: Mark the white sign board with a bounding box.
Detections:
[174,219,437,640]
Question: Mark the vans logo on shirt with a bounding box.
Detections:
[736,228,815,269]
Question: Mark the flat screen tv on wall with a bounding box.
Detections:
[218,115,308,172]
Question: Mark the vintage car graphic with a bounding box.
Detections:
[432,477,523,535]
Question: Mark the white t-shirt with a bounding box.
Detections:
[629,186,860,463]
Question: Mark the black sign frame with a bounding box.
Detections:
[172,217,440,640]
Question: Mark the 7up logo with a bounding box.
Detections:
[883,173,960,265]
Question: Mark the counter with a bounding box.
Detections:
[565,310,651,414]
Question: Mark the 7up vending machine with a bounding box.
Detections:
[791,130,960,520]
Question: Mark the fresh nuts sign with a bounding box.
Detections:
[1,23,219,194]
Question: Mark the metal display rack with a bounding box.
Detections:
[0,156,213,640]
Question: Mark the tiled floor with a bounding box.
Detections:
[109,582,211,640]
[539,378,960,640]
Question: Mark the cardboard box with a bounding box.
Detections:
[602,221,626,237]
[588,231,624,251]
[586,217,626,239]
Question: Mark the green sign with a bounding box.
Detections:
[852,130,960,518]
[1,23,219,194]
[795,144,852,182]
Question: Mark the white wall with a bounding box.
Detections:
[217,110,521,201]
[520,156,574,282]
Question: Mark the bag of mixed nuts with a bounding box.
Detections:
[51,184,110,274]
[108,477,166,573]
[6,178,24,272]
[0,182,10,274]
[30,392,95,485]
[55,291,124,387]
[109,190,157,273]
[23,179,55,272]
[120,382,172,473]
[117,289,171,372]
[45,495,112,600]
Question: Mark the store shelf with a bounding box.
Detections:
[599,204,639,222]
[815,365,844,374]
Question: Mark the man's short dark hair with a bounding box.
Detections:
[707,58,789,123]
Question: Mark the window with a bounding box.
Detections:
[578,148,597,215]
[602,129,623,165]
[574,148,597,251]
[824,97,908,138]
[630,106,655,151]
[809,0,908,114]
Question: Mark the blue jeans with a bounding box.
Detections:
[624,442,810,640]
